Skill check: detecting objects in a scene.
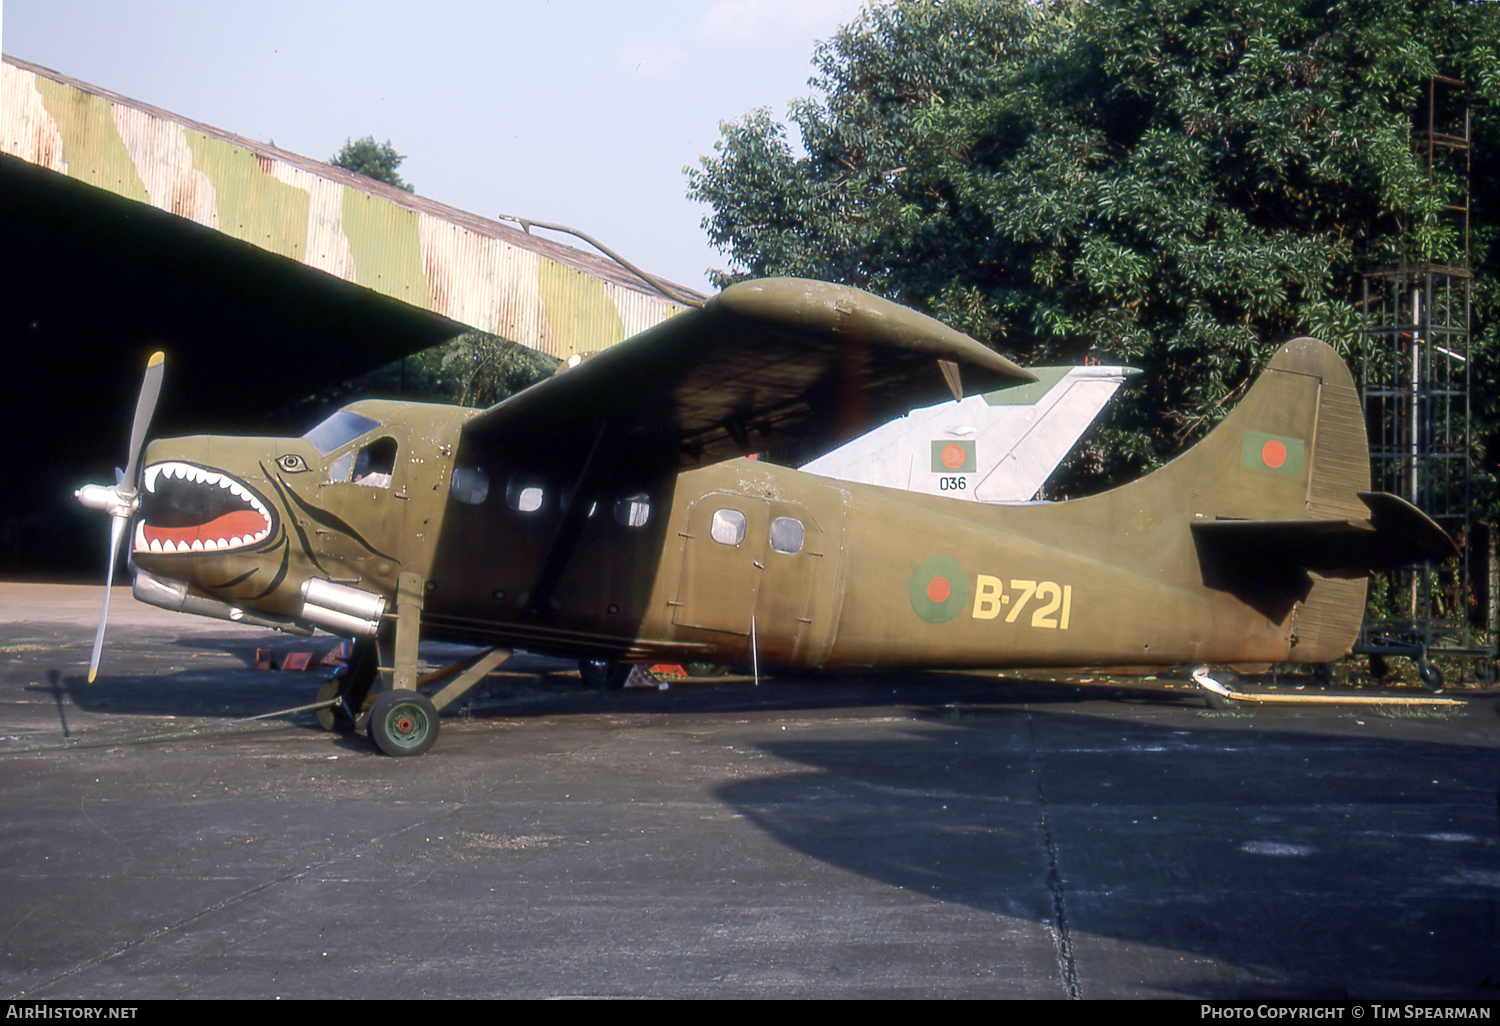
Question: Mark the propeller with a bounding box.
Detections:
[75,351,165,683]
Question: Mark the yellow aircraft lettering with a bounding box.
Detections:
[1004,579,1037,623]
[1031,581,1066,629]
[972,574,1005,619]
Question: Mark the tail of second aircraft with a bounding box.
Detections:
[1107,336,1454,663]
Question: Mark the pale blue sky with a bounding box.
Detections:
[3,0,866,291]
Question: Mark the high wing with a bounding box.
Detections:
[458,278,1036,478]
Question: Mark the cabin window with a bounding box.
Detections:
[613,492,651,528]
[450,466,490,505]
[505,477,545,513]
[709,508,746,546]
[304,410,380,454]
[353,437,397,488]
[769,516,804,554]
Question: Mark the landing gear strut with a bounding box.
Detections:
[315,637,378,732]
[579,657,630,690]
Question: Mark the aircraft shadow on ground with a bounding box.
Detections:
[38,643,1205,722]
[715,706,1500,998]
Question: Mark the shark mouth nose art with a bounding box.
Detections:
[134,462,274,555]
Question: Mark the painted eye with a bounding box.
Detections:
[277,454,310,473]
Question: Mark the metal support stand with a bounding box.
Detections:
[1353,74,1495,687]
[1357,266,1494,685]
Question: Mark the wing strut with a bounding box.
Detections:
[521,420,627,619]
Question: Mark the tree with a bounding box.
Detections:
[688,0,1499,505]
[331,136,415,192]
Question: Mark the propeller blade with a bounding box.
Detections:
[83,351,165,683]
[120,351,165,492]
[87,513,130,684]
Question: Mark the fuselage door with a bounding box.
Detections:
[672,493,769,636]
[671,489,845,665]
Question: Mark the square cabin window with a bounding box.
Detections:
[613,492,651,528]
[450,466,490,505]
[769,516,804,554]
[709,508,746,546]
[505,477,545,513]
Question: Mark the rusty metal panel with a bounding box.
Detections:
[1,55,701,356]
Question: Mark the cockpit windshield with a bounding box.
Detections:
[303,410,381,454]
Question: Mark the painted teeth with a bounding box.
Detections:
[141,461,271,521]
[136,461,274,554]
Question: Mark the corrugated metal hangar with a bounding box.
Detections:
[1,56,702,572]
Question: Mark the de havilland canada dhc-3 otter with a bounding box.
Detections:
[76,277,1456,756]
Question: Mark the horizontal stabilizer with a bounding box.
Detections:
[1193,491,1457,583]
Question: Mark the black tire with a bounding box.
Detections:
[1418,659,1445,692]
[579,658,630,690]
[315,678,356,732]
[1203,691,1236,712]
[368,690,439,757]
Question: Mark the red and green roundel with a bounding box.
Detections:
[909,555,969,623]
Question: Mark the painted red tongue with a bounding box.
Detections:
[143,509,266,548]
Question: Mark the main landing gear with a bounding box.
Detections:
[315,640,512,756]
[312,572,511,756]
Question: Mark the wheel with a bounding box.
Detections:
[368,690,439,757]
[1418,659,1445,692]
[579,658,630,690]
[314,678,356,732]
[1203,690,1237,712]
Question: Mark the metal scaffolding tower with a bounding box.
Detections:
[1356,75,1496,687]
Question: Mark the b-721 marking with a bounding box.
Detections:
[972,576,1073,629]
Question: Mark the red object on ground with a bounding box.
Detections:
[280,652,315,672]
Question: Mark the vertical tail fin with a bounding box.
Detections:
[1164,337,1453,661]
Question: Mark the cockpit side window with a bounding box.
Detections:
[304,410,381,455]
[353,437,398,489]
[327,452,353,483]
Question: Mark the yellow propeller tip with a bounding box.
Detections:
[87,668,97,684]
[147,351,165,367]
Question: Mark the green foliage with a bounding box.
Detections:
[429,332,559,408]
[331,136,416,192]
[688,0,1500,506]
[290,332,557,419]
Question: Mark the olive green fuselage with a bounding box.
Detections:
[134,335,1374,673]
[135,416,1323,673]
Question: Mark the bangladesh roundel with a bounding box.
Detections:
[909,555,970,623]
